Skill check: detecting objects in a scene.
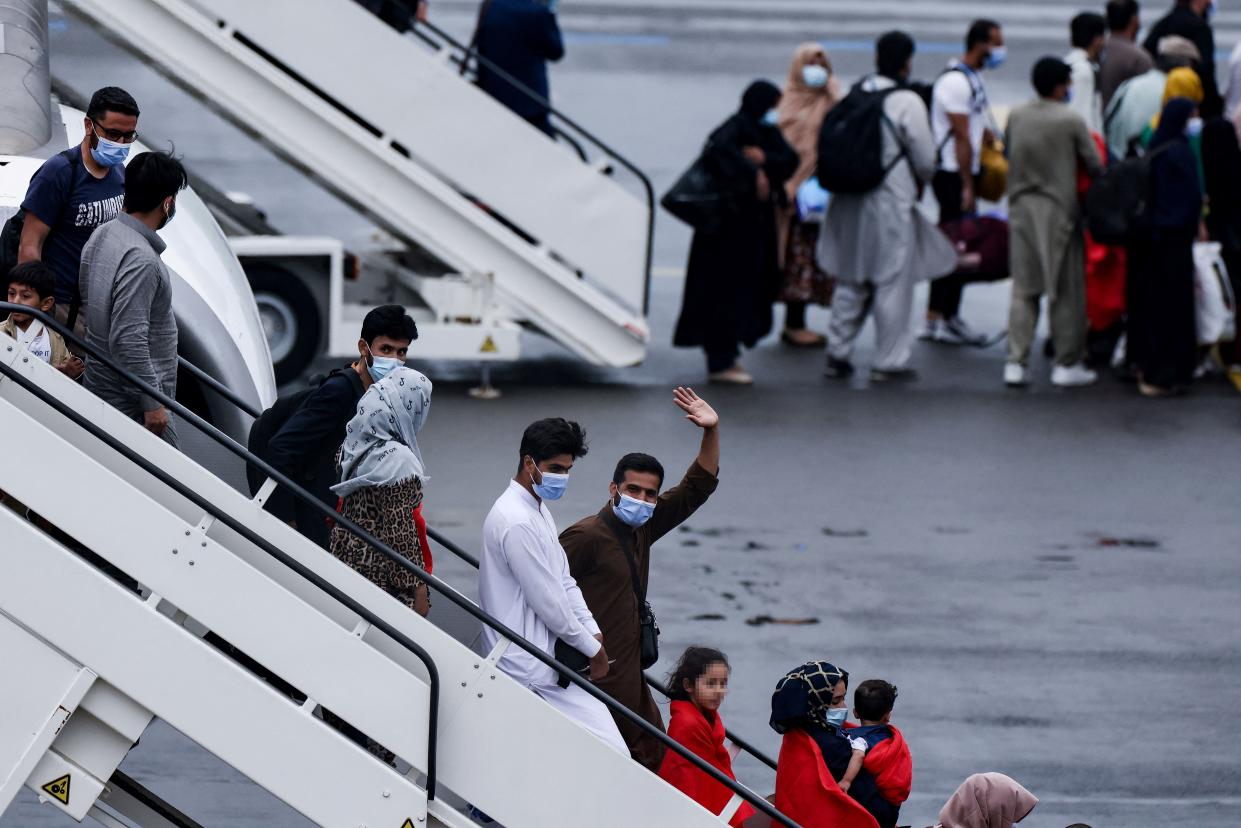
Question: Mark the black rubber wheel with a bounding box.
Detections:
[245,263,321,385]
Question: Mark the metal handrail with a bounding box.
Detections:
[0,304,797,828]
[0,312,442,802]
[412,16,658,315]
[181,356,780,773]
[171,355,780,774]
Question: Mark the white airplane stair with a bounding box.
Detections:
[0,322,784,826]
[60,0,654,367]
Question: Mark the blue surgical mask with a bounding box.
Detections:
[801,64,830,89]
[365,344,404,383]
[983,46,1007,70]
[1186,116,1204,138]
[824,707,848,728]
[1063,89,1074,104]
[612,494,655,528]
[532,465,569,501]
[762,108,780,126]
[1206,0,1217,22]
[90,128,131,168]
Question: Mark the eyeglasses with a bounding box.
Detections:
[92,121,138,144]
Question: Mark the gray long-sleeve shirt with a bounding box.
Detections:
[80,213,178,420]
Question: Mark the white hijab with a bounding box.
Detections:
[332,366,432,499]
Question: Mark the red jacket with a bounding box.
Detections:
[774,730,880,828]
[659,701,755,827]
[859,725,912,806]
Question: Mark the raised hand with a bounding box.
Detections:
[673,386,718,429]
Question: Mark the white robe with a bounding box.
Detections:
[479,480,626,754]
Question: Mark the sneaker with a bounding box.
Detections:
[824,357,854,379]
[1051,362,1098,387]
[938,316,989,346]
[1003,362,1028,387]
[869,366,918,383]
[708,364,754,385]
[918,318,944,341]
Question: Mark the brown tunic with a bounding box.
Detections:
[560,460,719,771]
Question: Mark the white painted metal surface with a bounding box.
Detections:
[229,234,524,362]
[0,333,731,826]
[63,0,652,366]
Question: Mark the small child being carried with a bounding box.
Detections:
[843,679,912,828]
[2,262,83,379]
[658,646,755,827]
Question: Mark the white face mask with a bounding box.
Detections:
[1186,116,1204,138]
[801,64,830,89]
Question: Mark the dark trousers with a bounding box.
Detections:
[706,343,739,373]
[929,170,973,318]
[1127,233,1198,388]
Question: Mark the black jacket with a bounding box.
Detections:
[249,365,367,549]
[476,0,564,134]
[1143,4,1223,118]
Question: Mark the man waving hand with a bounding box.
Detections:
[561,387,721,770]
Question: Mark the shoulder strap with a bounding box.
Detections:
[602,517,646,603]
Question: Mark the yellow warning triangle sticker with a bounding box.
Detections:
[400,820,415,828]
[42,774,70,805]
[479,336,498,354]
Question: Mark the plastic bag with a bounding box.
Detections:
[795,176,830,222]
[1194,242,1236,346]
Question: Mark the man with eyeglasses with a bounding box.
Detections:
[18,87,140,341]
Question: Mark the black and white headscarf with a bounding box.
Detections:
[332,367,432,498]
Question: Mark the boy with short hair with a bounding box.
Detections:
[2,261,84,379]
[848,679,913,828]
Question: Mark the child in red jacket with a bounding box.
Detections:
[658,647,755,826]
[846,680,912,828]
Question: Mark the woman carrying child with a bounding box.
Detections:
[657,647,755,827]
[769,661,880,828]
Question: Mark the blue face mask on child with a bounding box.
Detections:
[762,108,780,126]
[824,707,848,728]
[612,494,655,527]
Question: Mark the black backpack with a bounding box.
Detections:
[244,368,354,495]
[816,83,906,194]
[0,148,82,280]
[1083,146,1168,245]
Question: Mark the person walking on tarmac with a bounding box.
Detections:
[560,387,721,771]
[247,305,418,549]
[924,19,1007,346]
[1003,58,1104,388]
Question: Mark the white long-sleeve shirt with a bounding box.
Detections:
[1065,48,1104,135]
[479,480,601,689]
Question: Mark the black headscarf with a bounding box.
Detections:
[1151,96,1196,149]
[740,80,782,122]
[770,660,849,733]
[1149,97,1204,231]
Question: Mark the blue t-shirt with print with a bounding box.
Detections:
[21,149,125,305]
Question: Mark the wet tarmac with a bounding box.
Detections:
[7,2,1241,826]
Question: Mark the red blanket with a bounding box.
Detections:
[861,725,912,806]
[659,701,755,826]
[774,730,880,828]
[1078,132,1127,331]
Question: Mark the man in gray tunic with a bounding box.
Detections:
[818,31,957,383]
[80,151,188,445]
[1003,58,1104,388]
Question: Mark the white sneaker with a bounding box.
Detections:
[919,318,944,341]
[1051,363,1098,387]
[1003,362,1028,387]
